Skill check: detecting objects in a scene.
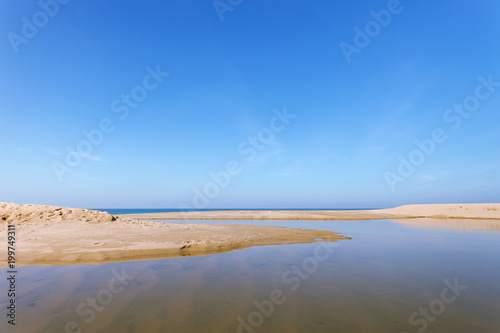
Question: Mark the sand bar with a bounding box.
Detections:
[0,202,348,266]
[121,203,500,220]
[2,203,499,266]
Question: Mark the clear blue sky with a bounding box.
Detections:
[1,0,499,209]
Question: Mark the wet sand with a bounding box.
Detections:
[0,202,348,266]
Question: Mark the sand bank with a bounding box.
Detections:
[121,203,500,221]
[0,202,348,266]
[2,202,498,266]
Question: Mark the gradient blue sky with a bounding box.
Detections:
[1,0,499,209]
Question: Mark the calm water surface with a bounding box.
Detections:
[1,219,499,333]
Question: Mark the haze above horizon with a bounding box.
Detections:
[1,0,499,208]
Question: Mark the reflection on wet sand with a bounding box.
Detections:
[390,218,500,231]
[2,219,500,333]
[5,239,499,332]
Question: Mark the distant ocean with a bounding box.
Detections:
[92,208,376,215]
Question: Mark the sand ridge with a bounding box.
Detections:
[0,202,116,223]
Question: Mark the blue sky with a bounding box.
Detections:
[1,0,499,209]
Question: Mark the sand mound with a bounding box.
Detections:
[0,202,116,223]
[379,203,500,219]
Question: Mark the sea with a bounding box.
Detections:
[92,208,377,215]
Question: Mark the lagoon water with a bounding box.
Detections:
[2,219,499,333]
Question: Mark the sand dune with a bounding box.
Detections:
[378,203,500,219]
[1,202,116,223]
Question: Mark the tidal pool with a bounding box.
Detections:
[1,219,499,333]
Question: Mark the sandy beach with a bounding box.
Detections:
[121,203,500,220]
[0,202,348,266]
[1,202,498,266]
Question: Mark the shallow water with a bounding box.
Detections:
[1,219,499,333]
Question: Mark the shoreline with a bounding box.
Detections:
[1,220,348,266]
[0,202,348,267]
[119,203,500,220]
[1,202,499,267]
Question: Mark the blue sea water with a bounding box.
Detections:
[92,208,377,215]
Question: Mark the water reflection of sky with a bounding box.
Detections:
[1,219,499,332]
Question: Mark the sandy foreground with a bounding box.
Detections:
[0,202,348,266]
[1,203,499,266]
